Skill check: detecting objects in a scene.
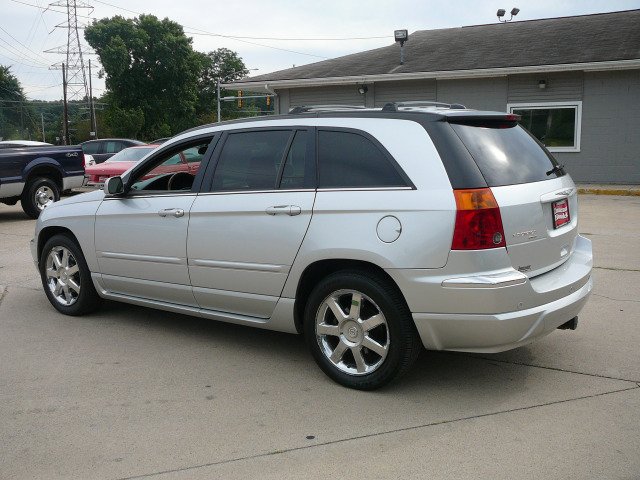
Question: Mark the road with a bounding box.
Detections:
[1,194,639,479]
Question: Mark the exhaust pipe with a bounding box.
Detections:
[558,316,579,330]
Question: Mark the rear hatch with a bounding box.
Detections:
[448,114,578,278]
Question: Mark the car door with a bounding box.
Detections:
[187,128,315,318]
[94,135,216,306]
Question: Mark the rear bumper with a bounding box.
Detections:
[412,276,592,352]
[387,234,593,352]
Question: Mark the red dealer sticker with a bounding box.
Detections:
[553,198,570,229]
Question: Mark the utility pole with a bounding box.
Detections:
[62,63,69,145]
[45,0,94,143]
[41,113,46,142]
[89,59,96,139]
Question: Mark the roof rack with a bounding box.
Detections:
[381,101,466,112]
[289,105,368,114]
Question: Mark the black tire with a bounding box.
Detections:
[39,234,103,316]
[304,270,421,390]
[21,177,59,219]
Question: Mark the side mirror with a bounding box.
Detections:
[104,176,124,195]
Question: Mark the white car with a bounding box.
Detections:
[31,103,593,389]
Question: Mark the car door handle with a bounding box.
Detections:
[158,208,184,218]
[265,205,302,216]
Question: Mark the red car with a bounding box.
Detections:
[84,143,203,187]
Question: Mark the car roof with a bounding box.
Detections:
[180,102,517,136]
[127,144,161,149]
[80,138,145,144]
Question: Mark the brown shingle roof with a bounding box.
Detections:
[232,10,640,85]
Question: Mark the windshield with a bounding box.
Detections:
[450,123,564,187]
[105,147,154,163]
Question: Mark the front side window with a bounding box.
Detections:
[508,102,582,152]
[317,130,406,188]
[128,139,211,192]
[211,130,293,191]
[183,146,206,164]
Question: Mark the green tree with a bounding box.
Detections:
[196,48,248,122]
[85,15,204,139]
[0,65,38,140]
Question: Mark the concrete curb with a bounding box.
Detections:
[577,187,640,196]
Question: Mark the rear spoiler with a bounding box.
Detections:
[445,113,520,128]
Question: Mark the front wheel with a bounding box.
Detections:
[39,234,103,316]
[304,270,421,390]
[21,177,59,218]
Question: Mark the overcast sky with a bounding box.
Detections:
[2,0,639,101]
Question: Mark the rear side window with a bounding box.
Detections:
[104,141,121,154]
[450,123,564,187]
[317,130,407,188]
[82,142,100,155]
[212,130,292,191]
[279,131,308,189]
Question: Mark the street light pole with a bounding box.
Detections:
[217,78,221,123]
[217,68,258,123]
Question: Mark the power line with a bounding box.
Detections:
[186,31,389,42]
[9,0,95,20]
[0,26,54,64]
[91,0,388,41]
[186,31,329,59]
[87,0,381,59]
[0,38,52,68]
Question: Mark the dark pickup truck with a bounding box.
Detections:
[0,145,85,218]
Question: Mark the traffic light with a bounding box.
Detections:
[266,95,271,106]
[238,91,242,108]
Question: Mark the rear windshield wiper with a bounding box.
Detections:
[546,164,565,176]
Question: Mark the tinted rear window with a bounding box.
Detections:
[318,130,406,188]
[450,123,564,187]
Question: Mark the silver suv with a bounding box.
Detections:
[31,103,593,390]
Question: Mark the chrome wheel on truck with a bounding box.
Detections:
[21,177,59,218]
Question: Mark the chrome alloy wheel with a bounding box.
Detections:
[35,185,55,210]
[45,246,81,306]
[315,289,390,376]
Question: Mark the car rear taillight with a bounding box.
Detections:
[451,188,506,250]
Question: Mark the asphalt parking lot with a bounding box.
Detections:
[1,194,639,480]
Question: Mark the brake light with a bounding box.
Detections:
[451,188,506,250]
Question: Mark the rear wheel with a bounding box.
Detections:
[304,270,421,390]
[21,177,59,218]
[39,234,102,316]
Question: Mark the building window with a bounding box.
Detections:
[507,102,582,152]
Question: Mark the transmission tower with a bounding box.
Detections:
[46,0,95,142]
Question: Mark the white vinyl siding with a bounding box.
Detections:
[508,73,584,103]
[374,80,436,107]
[289,86,363,108]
